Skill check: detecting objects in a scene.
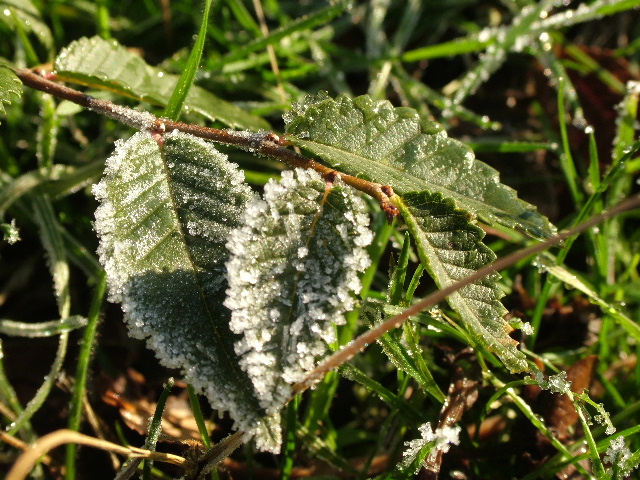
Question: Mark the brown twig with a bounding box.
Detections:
[13,68,399,219]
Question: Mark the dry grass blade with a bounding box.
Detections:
[6,429,190,480]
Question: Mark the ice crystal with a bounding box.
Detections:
[604,436,639,478]
[225,168,372,413]
[534,370,572,394]
[401,422,461,474]
[1,219,20,245]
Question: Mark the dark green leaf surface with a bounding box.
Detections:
[54,36,269,130]
[93,131,280,451]
[398,191,527,372]
[0,66,22,124]
[225,169,372,420]
[284,93,555,239]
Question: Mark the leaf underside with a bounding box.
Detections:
[225,169,372,418]
[0,66,22,123]
[284,93,555,239]
[54,36,269,130]
[399,192,527,372]
[93,131,280,450]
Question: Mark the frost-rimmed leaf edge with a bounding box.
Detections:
[92,131,281,451]
[225,168,373,414]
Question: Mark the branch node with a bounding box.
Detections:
[323,170,340,185]
[379,185,399,223]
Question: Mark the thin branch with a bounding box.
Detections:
[13,68,399,219]
[291,193,640,396]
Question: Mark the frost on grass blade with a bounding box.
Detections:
[401,422,461,474]
[93,131,281,451]
[284,93,555,239]
[398,191,528,373]
[225,168,372,415]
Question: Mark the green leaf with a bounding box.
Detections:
[0,65,22,124]
[93,131,280,451]
[163,0,212,120]
[397,191,527,372]
[225,169,372,417]
[54,36,269,130]
[284,93,555,239]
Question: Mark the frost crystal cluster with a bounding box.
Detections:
[225,168,372,413]
[401,422,461,474]
[604,436,639,478]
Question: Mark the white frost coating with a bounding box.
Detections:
[401,422,461,474]
[93,132,283,452]
[604,436,638,477]
[225,168,372,413]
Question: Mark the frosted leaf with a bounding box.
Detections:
[225,168,372,414]
[401,422,461,474]
[55,36,268,130]
[399,191,528,373]
[285,93,555,239]
[93,131,281,452]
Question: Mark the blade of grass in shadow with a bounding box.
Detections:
[187,385,212,448]
[280,397,299,480]
[488,375,593,478]
[339,363,425,423]
[7,195,70,436]
[557,77,585,207]
[163,0,212,121]
[539,257,640,342]
[0,344,36,440]
[65,271,107,480]
[143,378,175,480]
[0,317,87,337]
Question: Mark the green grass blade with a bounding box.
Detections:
[187,385,212,449]
[65,272,107,480]
[163,0,212,121]
[339,363,425,422]
[557,77,585,207]
[210,2,348,70]
[401,37,491,63]
[143,377,174,480]
[0,316,87,337]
